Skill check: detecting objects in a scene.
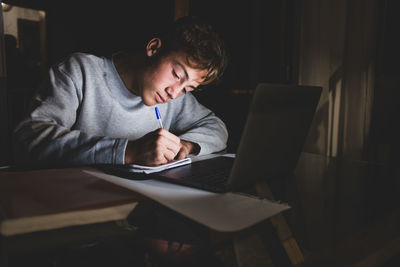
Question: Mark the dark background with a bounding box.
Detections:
[2,0,400,158]
[2,1,400,266]
[3,0,296,154]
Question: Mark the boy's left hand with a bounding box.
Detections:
[176,140,200,160]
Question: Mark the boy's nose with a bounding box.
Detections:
[166,85,183,99]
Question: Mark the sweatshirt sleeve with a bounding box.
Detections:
[170,92,228,155]
[12,58,127,167]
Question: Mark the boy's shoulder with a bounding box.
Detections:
[57,52,103,66]
[53,52,106,74]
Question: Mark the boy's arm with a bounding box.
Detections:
[13,64,127,167]
[171,92,228,156]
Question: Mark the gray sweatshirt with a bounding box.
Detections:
[13,53,228,166]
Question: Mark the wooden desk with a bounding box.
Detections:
[0,167,143,236]
[0,166,300,267]
[0,167,152,267]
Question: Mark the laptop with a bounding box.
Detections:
[101,83,322,193]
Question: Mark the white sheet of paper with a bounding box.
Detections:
[84,168,290,232]
[126,157,192,174]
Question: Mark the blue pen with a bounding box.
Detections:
[155,106,163,128]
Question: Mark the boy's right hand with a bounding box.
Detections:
[124,128,181,166]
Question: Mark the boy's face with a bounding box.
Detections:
[140,50,207,106]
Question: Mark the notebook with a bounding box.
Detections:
[118,157,192,174]
[101,83,322,193]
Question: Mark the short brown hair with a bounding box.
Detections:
[157,16,228,87]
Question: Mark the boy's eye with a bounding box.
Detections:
[172,70,179,79]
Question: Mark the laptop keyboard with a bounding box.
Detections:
[181,168,231,192]
[153,156,234,193]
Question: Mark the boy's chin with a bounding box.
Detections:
[141,95,156,106]
[143,101,156,106]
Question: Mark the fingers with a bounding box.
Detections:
[125,129,185,166]
[156,128,180,145]
[154,128,181,155]
[155,130,180,154]
[156,144,176,163]
[176,140,199,160]
[176,145,190,160]
[152,129,181,164]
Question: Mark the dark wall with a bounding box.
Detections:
[44,0,174,65]
[190,0,293,91]
[369,0,400,165]
[189,0,294,152]
[3,0,175,66]
[40,0,291,84]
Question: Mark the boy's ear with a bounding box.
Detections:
[146,38,162,57]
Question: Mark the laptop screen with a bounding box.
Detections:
[228,83,322,190]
